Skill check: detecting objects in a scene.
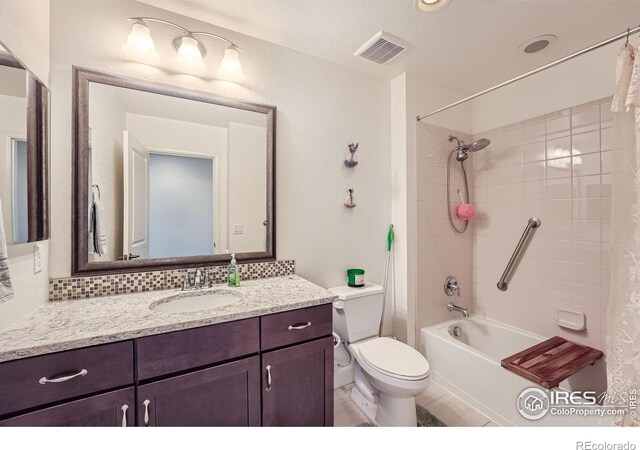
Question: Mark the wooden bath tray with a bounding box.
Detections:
[501,336,603,388]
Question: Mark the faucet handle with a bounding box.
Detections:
[444,275,460,297]
[172,270,192,290]
[201,268,210,288]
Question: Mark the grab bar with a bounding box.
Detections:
[497,218,541,291]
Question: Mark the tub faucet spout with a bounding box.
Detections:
[447,302,469,317]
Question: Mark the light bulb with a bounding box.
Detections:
[178,35,203,60]
[126,20,156,54]
[415,0,450,12]
[219,45,244,80]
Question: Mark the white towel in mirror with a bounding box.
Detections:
[91,198,108,256]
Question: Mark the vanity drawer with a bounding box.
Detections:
[136,317,260,380]
[260,304,332,351]
[0,341,134,417]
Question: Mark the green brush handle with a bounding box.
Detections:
[387,224,394,252]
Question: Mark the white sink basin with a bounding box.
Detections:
[150,289,243,313]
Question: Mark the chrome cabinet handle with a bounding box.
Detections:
[121,404,128,427]
[143,399,151,426]
[288,322,311,331]
[39,369,88,384]
[265,365,272,392]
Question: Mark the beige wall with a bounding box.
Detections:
[0,0,50,84]
[48,0,391,292]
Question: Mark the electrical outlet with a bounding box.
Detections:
[233,224,244,235]
[33,244,43,274]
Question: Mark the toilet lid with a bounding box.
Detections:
[358,337,430,381]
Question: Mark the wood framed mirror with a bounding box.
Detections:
[0,45,49,245]
[72,67,275,276]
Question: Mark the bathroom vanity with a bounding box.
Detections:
[0,276,335,427]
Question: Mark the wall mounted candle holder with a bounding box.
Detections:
[344,143,359,168]
[344,188,357,208]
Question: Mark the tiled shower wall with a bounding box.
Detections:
[416,123,474,342]
[470,97,612,351]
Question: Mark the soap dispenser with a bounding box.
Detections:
[228,253,240,287]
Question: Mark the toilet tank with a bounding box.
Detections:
[329,283,384,343]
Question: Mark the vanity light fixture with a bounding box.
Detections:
[125,17,244,79]
[415,0,451,13]
[126,19,156,54]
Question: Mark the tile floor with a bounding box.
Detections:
[334,382,498,427]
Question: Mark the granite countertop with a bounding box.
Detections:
[0,275,337,363]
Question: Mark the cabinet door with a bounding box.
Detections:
[262,337,333,427]
[137,356,260,427]
[0,388,134,427]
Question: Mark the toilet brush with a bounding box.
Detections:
[378,224,394,337]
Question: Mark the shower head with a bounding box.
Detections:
[469,138,490,152]
[449,135,490,161]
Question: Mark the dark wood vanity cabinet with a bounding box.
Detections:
[0,388,135,427]
[0,304,334,427]
[137,357,261,427]
[262,337,333,426]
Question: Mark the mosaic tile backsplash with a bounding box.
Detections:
[49,260,295,301]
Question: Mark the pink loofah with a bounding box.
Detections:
[456,203,476,220]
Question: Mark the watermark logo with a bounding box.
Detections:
[517,387,550,420]
[517,387,632,421]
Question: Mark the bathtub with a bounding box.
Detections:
[420,317,609,427]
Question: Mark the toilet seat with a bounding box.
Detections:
[356,337,430,381]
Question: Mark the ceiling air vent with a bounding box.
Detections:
[354,31,410,65]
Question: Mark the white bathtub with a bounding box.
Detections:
[420,317,609,426]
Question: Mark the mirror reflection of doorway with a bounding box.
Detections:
[122,130,219,260]
[148,152,216,259]
[11,138,27,244]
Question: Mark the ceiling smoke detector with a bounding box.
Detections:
[518,34,558,55]
[354,31,410,65]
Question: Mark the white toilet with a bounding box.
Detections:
[329,282,430,427]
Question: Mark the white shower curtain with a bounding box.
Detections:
[607,43,640,427]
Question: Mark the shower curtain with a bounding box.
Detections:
[607,43,640,427]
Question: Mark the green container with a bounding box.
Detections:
[347,268,365,288]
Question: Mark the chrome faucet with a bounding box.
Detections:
[173,268,217,291]
[447,302,469,317]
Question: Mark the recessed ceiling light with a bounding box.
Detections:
[518,34,558,55]
[415,0,451,13]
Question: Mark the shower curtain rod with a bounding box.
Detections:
[416,24,640,121]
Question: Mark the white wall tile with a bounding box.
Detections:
[524,141,546,163]
[572,198,602,221]
[547,157,572,179]
[416,124,474,335]
[573,153,600,177]
[547,136,571,160]
[572,108,600,134]
[546,178,572,199]
[573,175,601,198]
[524,161,546,181]
[470,97,610,351]
[601,127,613,151]
[572,130,600,155]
